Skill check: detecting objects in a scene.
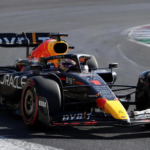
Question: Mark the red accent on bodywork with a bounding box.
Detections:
[142,120,150,122]
[70,122,80,125]
[28,39,53,59]
[51,121,98,126]
[114,98,119,101]
[96,93,100,97]
[60,77,66,81]
[64,123,69,125]
[75,81,83,85]
[92,121,98,124]
[90,80,101,85]
[84,122,92,125]
[84,122,97,125]
[52,123,68,126]
[21,66,25,72]
[53,123,61,125]
[96,98,107,110]
[18,64,22,70]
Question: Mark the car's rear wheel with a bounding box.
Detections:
[86,55,98,70]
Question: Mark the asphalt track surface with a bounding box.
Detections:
[0,0,150,149]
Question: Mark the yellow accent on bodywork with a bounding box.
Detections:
[32,33,36,44]
[47,39,69,68]
[48,39,69,56]
[104,100,130,121]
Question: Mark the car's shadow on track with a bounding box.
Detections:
[0,114,150,140]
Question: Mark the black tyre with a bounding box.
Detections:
[21,78,62,127]
[123,104,130,111]
[86,55,98,70]
[21,82,39,127]
[31,77,61,115]
[135,80,150,127]
[136,81,150,110]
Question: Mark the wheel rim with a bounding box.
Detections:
[23,89,35,120]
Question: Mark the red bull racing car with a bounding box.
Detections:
[0,32,149,128]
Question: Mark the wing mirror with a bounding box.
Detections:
[109,63,118,69]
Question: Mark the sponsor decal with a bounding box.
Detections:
[93,85,116,100]
[119,110,123,114]
[66,77,74,85]
[121,116,126,118]
[0,37,50,45]
[0,75,27,89]
[39,100,46,108]
[62,113,91,121]
[79,73,94,76]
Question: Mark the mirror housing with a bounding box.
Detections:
[109,63,118,69]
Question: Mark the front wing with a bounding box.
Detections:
[50,109,150,127]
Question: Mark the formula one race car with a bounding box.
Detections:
[0,32,150,128]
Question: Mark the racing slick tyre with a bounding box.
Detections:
[21,82,39,128]
[21,78,61,128]
[86,55,98,70]
[135,78,150,127]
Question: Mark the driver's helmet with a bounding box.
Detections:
[58,59,76,71]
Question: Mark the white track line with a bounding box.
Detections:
[0,136,62,150]
[117,44,146,70]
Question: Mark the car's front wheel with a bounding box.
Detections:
[135,79,150,127]
[21,82,39,127]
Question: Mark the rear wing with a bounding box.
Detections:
[0,32,71,57]
[0,32,65,47]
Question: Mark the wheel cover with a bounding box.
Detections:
[23,89,35,121]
